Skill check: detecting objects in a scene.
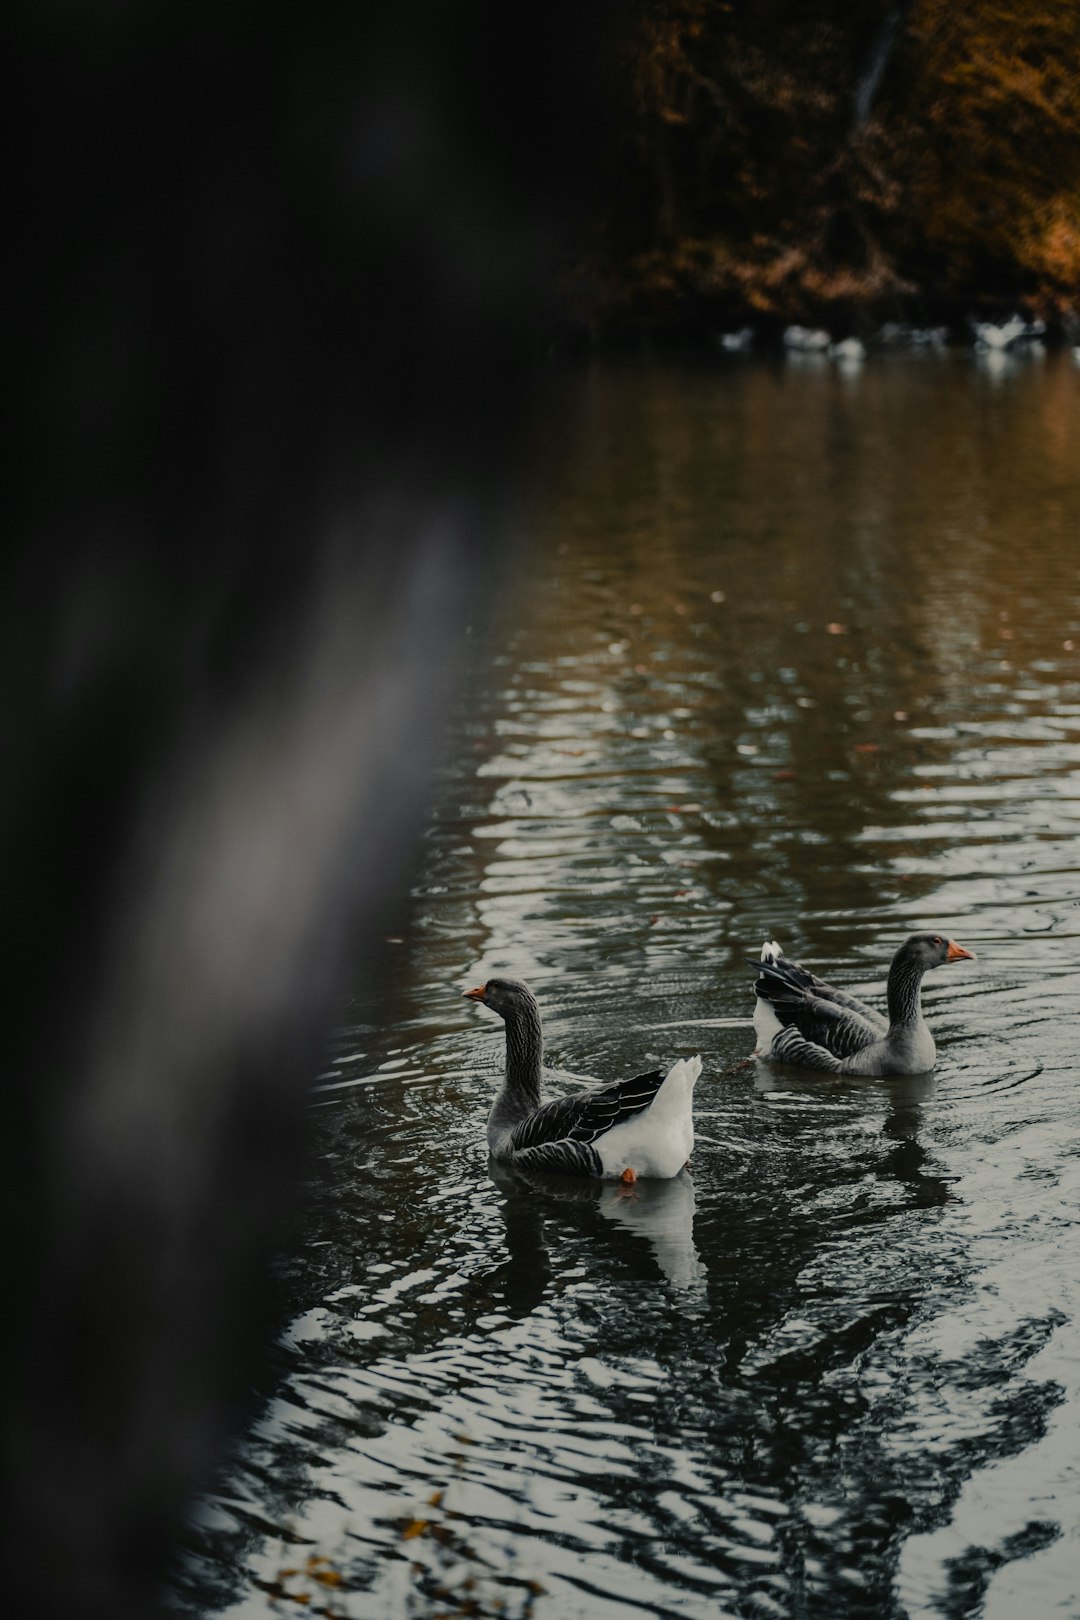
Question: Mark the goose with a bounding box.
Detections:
[784,325,831,352]
[973,315,1045,351]
[830,336,866,363]
[463,977,701,1181]
[718,326,754,352]
[750,933,975,1076]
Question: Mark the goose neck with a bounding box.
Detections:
[887,956,925,1029]
[502,1000,544,1112]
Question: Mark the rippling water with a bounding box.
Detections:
[174,351,1080,1619]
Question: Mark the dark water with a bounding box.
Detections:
[174,350,1080,1619]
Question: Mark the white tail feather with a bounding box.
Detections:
[595,1055,700,1180]
[648,1055,701,1118]
[668,1054,702,1086]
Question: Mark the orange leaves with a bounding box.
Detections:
[257,1555,347,1609]
[902,0,1080,307]
[1016,196,1080,300]
[592,0,1080,328]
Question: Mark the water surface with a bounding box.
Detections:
[175,350,1080,1619]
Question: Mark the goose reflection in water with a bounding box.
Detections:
[878,1074,960,1208]
[752,1065,957,1209]
[488,1162,705,1302]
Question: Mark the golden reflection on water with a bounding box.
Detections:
[465,350,1080,997]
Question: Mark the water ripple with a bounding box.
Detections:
[176,356,1080,1620]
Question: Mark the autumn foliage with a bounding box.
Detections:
[583,0,1080,333]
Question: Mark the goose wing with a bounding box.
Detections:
[752,946,887,1031]
[807,979,886,1031]
[509,1139,604,1176]
[769,1027,844,1073]
[752,949,885,1058]
[507,1069,666,1155]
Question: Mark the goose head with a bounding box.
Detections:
[462,976,537,1020]
[898,932,975,970]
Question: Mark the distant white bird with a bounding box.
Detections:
[975,316,1024,349]
[974,314,1046,351]
[784,325,831,352]
[718,327,754,352]
[830,336,866,363]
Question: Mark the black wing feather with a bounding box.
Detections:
[770,993,882,1059]
[510,1140,603,1176]
[751,953,887,1029]
[771,1026,843,1073]
[752,949,886,1059]
[507,1069,665,1154]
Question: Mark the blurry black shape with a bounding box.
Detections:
[3,3,623,1613]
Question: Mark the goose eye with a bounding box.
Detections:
[932,935,942,945]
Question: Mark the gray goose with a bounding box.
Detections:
[750,933,975,1076]
[463,977,701,1181]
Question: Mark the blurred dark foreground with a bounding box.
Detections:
[4,5,622,1613]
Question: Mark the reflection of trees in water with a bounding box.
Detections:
[370,356,1079,1059]
[496,360,1079,971]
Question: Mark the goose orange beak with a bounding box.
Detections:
[946,940,975,962]
[463,985,487,1000]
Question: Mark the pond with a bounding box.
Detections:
[174,348,1080,1620]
